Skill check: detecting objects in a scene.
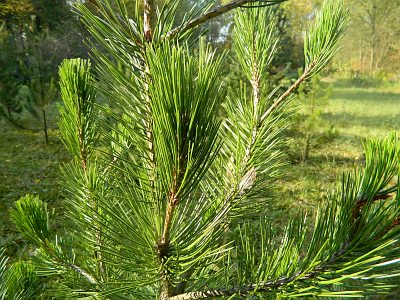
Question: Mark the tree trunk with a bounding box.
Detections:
[369,1,377,75]
[36,38,48,144]
[359,38,362,71]
[302,132,311,162]
[42,109,48,144]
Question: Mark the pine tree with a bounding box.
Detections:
[21,28,59,144]
[295,74,333,162]
[3,0,400,299]
[0,22,25,125]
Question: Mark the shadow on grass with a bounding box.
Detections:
[332,88,400,103]
[288,149,363,167]
[321,112,400,131]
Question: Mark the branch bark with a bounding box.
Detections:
[158,174,180,298]
[144,0,154,42]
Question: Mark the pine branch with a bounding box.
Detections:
[59,59,105,280]
[146,42,225,298]
[166,0,286,39]
[170,194,399,300]
[79,0,143,47]
[259,0,348,123]
[221,4,281,206]
[67,263,98,285]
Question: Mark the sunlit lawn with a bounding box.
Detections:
[279,81,400,215]
[0,121,67,259]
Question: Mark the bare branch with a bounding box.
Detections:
[166,0,286,39]
[260,66,313,123]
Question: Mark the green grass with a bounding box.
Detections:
[0,121,67,259]
[279,81,400,214]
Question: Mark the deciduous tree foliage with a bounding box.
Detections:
[0,0,33,22]
[3,0,400,299]
[340,0,400,74]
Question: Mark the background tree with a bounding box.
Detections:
[0,0,33,24]
[0,22,25,124]
[281,0,319,68]
[19,20,61,143]
[4,0,400,299]
[0,1,33,125]
[340,0,400,75]
[0,0,89,135]
[294,74,333,162]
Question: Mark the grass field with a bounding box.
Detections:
[0,125,67,258]
[1,80,400,263]
[277,81,400,216]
